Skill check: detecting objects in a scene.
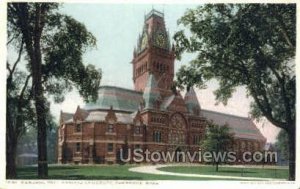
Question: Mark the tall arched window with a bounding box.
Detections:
[168,113,187,145]
[153,131,161,143]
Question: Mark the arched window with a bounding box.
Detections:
[153,131,161,143]
[193,135,201,145]
[76,142,81,152]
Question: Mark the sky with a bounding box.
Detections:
[48,3,280,143]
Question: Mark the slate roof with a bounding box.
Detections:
[202,109,266,142]
[65,110,135,124]
[84,86,143,112]
[184,87,201,114]
[160,95,175,110]
[143,74,161,109]
[60,111,73,122]
[62,85,266,142]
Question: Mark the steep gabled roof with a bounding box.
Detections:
[143,74,161,109]
[73,106,89,121]
[202,109,266,142]
[60,111,73,123]
[160,95,175,110]
[184,87,201,115]
[160,92,188,113]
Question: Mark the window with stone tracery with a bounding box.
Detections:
[168,113,186,145]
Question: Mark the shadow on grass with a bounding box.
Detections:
[16,166,82,180]
[17,166,79,171]
[48,175,142,180]
[15,174,142,180]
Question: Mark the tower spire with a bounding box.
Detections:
[132,9,175,92]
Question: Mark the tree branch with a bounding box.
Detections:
[19,74,32,102]
[10,39,24,77]
[7,35,17,45]
[250,87,285,129]
[7,61,12,75]
[270,8,295,50]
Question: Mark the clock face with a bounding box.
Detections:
[171,114,186,130]
[155,32,167,48]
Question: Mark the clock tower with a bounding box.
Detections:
[132,9,175,95]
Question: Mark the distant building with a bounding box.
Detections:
[17,153,38,166]
[57,9,266,164]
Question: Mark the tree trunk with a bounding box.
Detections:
[12,3,49,178]
[6,122,17,179]
[6,101,17,179]
[6,139,17,179]
[287,129,295,180]
[33,66,48,178]
[33,4,48,178]
[215,162,219,172]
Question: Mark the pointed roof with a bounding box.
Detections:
[105,106,117,123]
[160,95,175,110]
[145,9,164,20]
[161,92,188,113]
[136,9,170,54]
[143,74,161,109]
[73,106,89,121]
[60,111,73,124]
[184,87,201,115]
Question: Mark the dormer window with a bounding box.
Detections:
[75,123,81,132]
[107,124,114,133]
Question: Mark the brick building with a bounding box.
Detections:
[57,10,266,164]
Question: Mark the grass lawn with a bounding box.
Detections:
[15,164,217,180]
[158,165,288,180]
[15,164,288,180]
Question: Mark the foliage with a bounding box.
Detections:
[17,113,58,164]
[275,129,289,161]
[7,2,102,178]
[8,3,102,103]
[174,4,295,179]
[201,121,234,171]
[174,4,295,125]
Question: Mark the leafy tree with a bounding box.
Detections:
[17,127,37,156]
[6,59,35,178]
[201,122,234,171]
[16,113,58,164]
[7,3,102,178]
[275,129,289,163]
[174,4,295,180]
